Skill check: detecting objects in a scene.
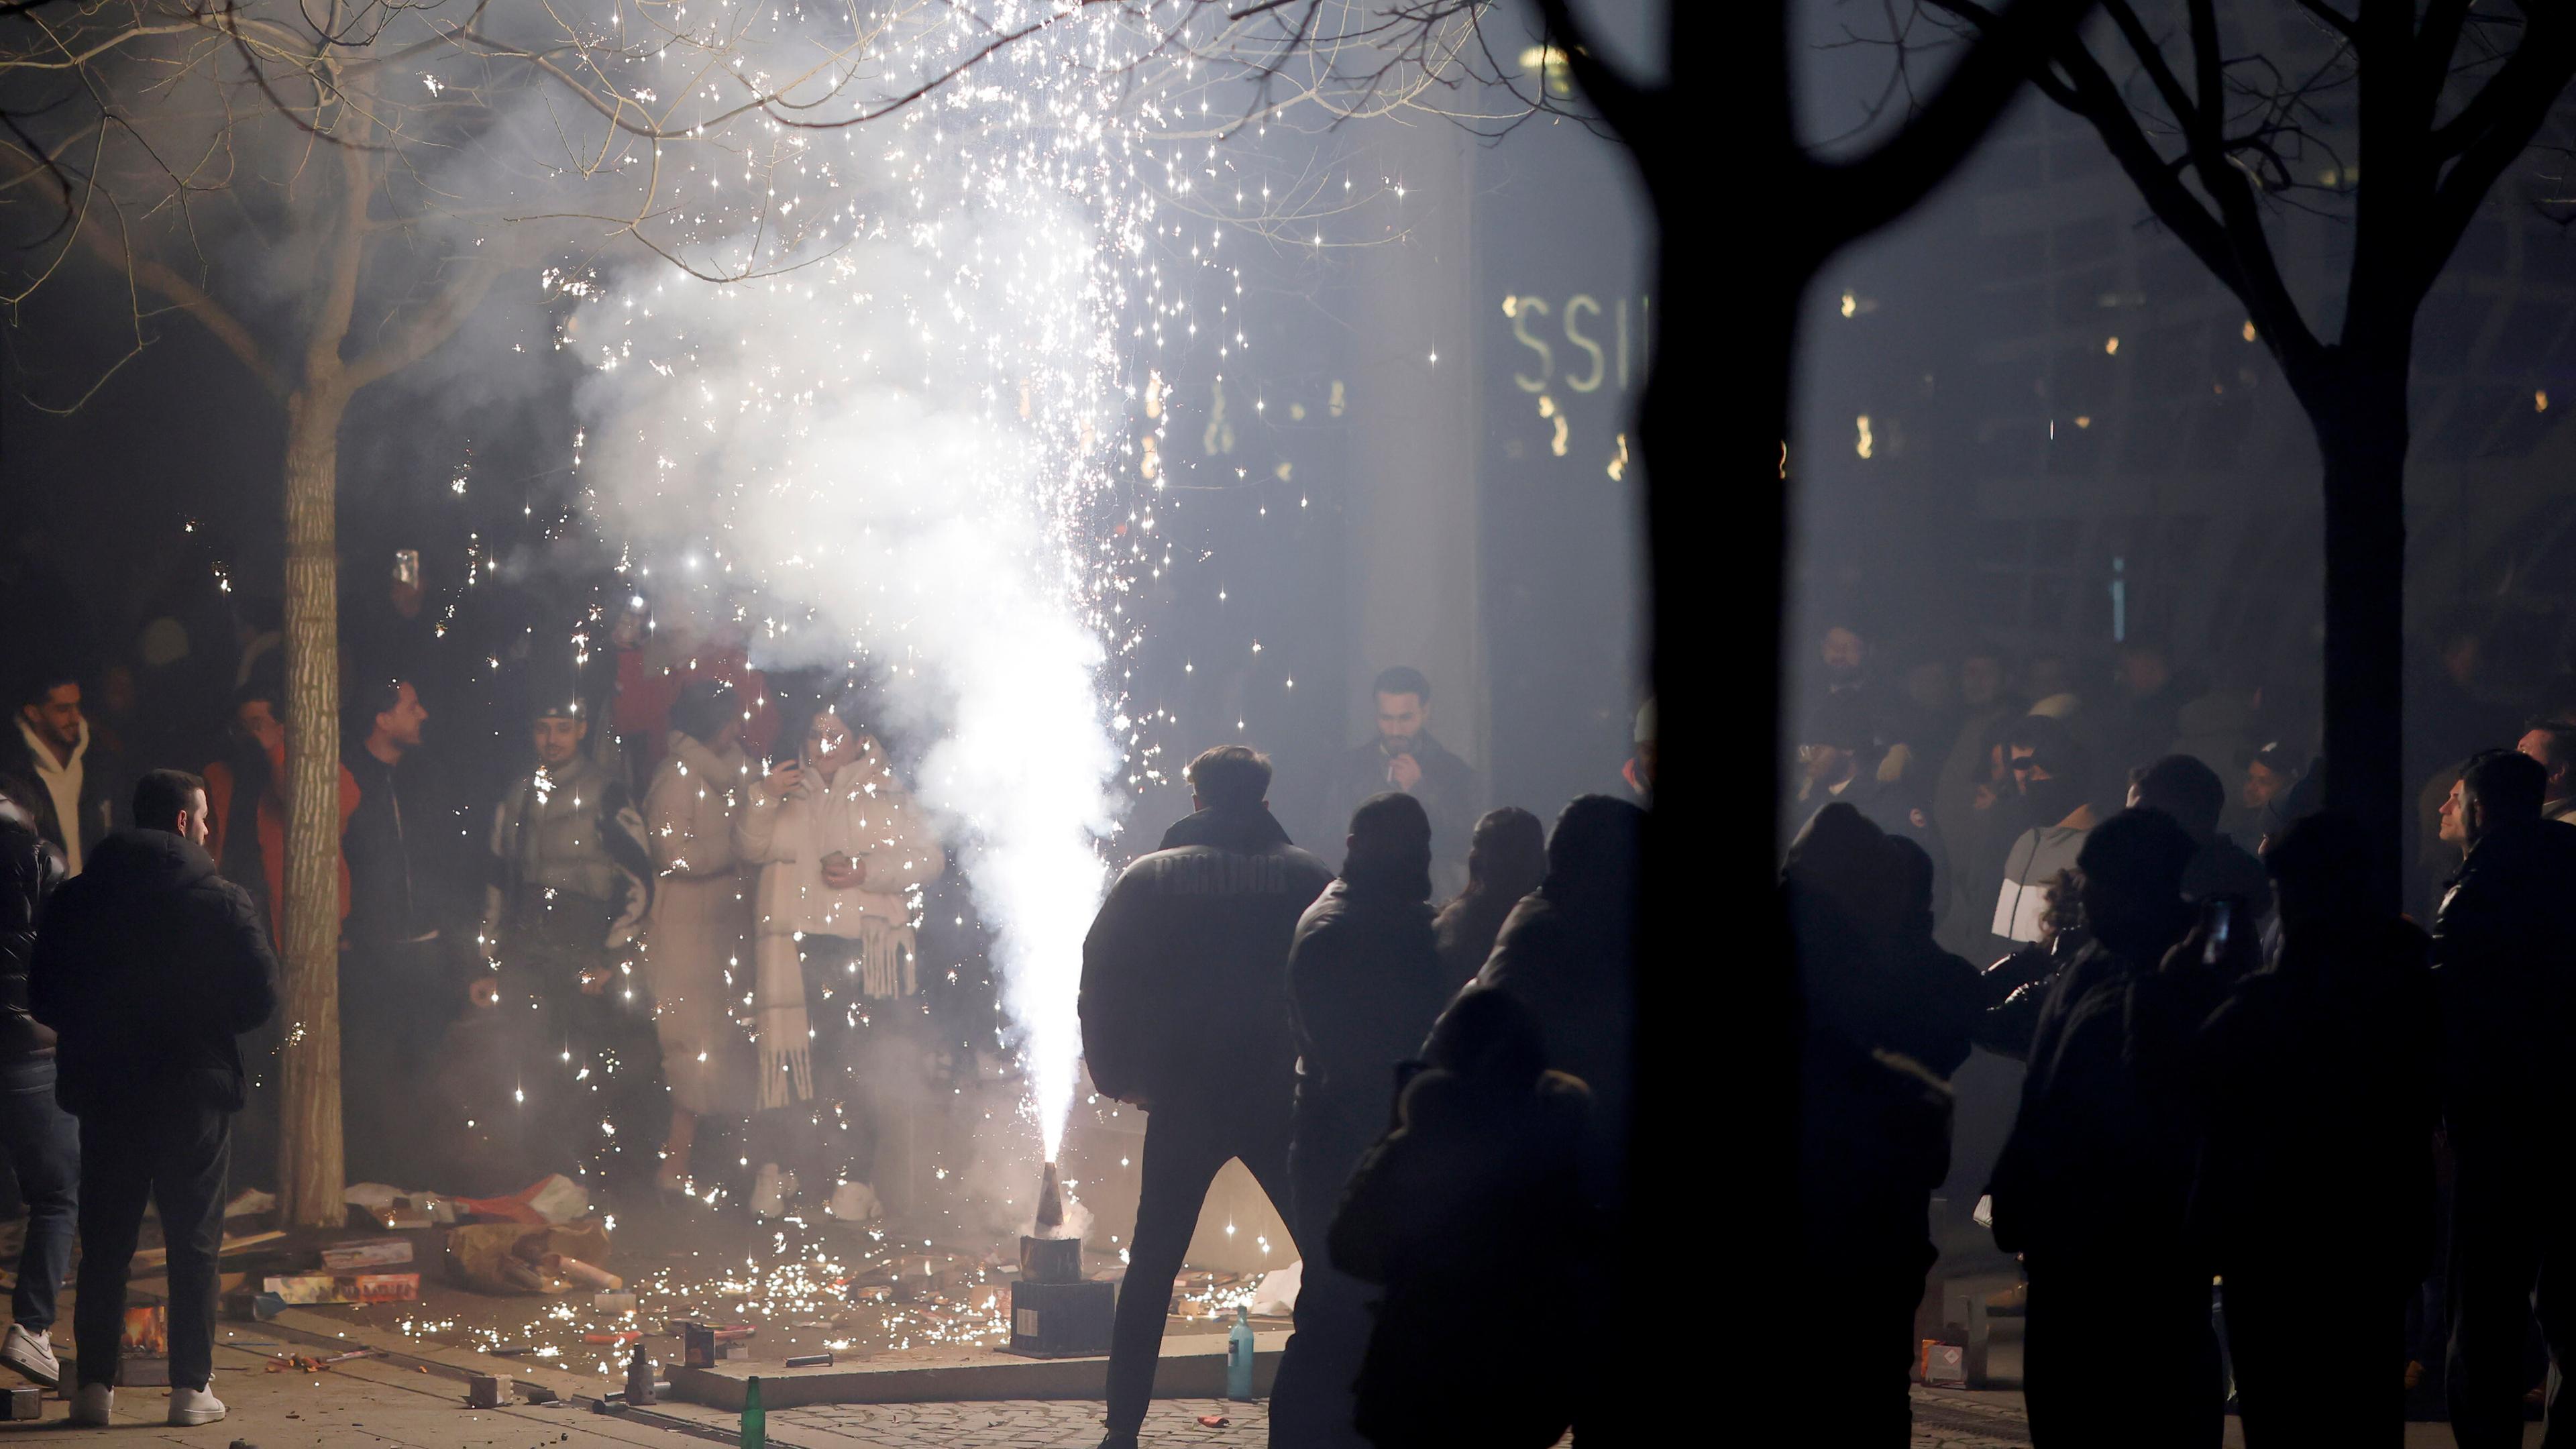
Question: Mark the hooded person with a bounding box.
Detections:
[733,693,945,1224]
[640,680,756,1196]
[477,691,656,1187]
[1430,806,1547,989]
[1079,746,1332,1449]
[1984,713,2098,961]
[1471,794,1644,1201]
[1328,987,1597,1449]
[1276,792,1448,1449]
[1988,809,2225,1449]
[1783,806,1978,1445]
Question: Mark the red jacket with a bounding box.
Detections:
[204,741,359,945]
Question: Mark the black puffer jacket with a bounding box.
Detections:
[2432,816,2576,1134]
[1078,807,1332,1112]
[30,829,278,1117]
[0,794,64,1058]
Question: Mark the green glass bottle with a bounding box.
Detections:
[740,1375,765,1449]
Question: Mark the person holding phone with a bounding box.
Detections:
[733,694,943,1223]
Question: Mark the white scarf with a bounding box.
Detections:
[754,732,918,1110]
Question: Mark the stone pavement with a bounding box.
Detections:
[0,1338,704,1448]
[771,1397,1262,1447]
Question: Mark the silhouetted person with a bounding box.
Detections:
[0,792,70,1391]
[2127,753,2268,918]
[2190,814,2436,1448]
[1989,809,2220,1449]
[1784,807,1978,1444]
[2432,748,2576,1448]
[1329,988,1593,1449]
[1790,691,1941,898]
[1430,806,1545,988]
[1079,746,1330,1449]
[32,771,276,1428]
[1279,792,1445,1449]
[1471,794,1643,1201]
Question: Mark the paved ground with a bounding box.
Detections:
[0,1338,697,1448]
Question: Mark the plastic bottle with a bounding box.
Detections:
[741,1375,765,1448]
[1226,1303,1255,1401]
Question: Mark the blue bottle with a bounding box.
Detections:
[1226,1303,1255,1401]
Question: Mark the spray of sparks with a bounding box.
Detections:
[549,3,1271,1159]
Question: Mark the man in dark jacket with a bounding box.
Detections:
[1988,809,2222,1449]
[32,770,277,1427]
[1279,792,1447,1449]
[0,794,71,1390]
[1078,745,1331,1449]
[2127,753,2269,922]
[340,678,448,1183]
[2191,814,2437,1448]
[2432,748,2576,1448]
[1319,667,1483,900]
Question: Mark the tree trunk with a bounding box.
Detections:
[2311,358,2410,913]
[278,385,347,1228]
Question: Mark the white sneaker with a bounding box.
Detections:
[67,1383,110,1426]
[0,1324,58,1387]
[828,1181,883,1224]
[168,1383,225,1426]
[751,1163,790,1219]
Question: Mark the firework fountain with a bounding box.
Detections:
[555,3,1231,1192]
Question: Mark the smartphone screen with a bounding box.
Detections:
[2202,898,2235,965]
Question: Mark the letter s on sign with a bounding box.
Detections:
[1564,295,1606,393]
[1511,297,1552,394]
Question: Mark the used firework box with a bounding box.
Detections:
[264,1272,421,1305]
[321,1238,415,1270]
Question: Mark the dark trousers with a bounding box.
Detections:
[340,936,449,1185]
[2224,1269,2397,1448]
[1787,1246,1938,1446]
[1275,1100,1379,1449]
[1104,1100,1295,1438]
[2024,1256,2222,1449]
[2447,1147,2576,1448]
[73,1104,228,1391]
[496,906,662,1186]
[0,1056,76,1331]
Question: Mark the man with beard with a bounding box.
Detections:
[1320,667,1481,902]
[1079,746,1332,1449]
[0,670,117,878]
[476,696,655,1184]
[1984,714,2098,963]
[1278,793,1447,1449]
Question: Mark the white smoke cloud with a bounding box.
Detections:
[570,115,1132,1159]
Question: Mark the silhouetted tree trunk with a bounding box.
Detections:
[1526,1,2092,1419]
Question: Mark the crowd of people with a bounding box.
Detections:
[1780,616,2576,1446]
[1081,724,1638,1449]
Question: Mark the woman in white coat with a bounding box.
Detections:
[641,680,755,1197]
[734,697,945,1221]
